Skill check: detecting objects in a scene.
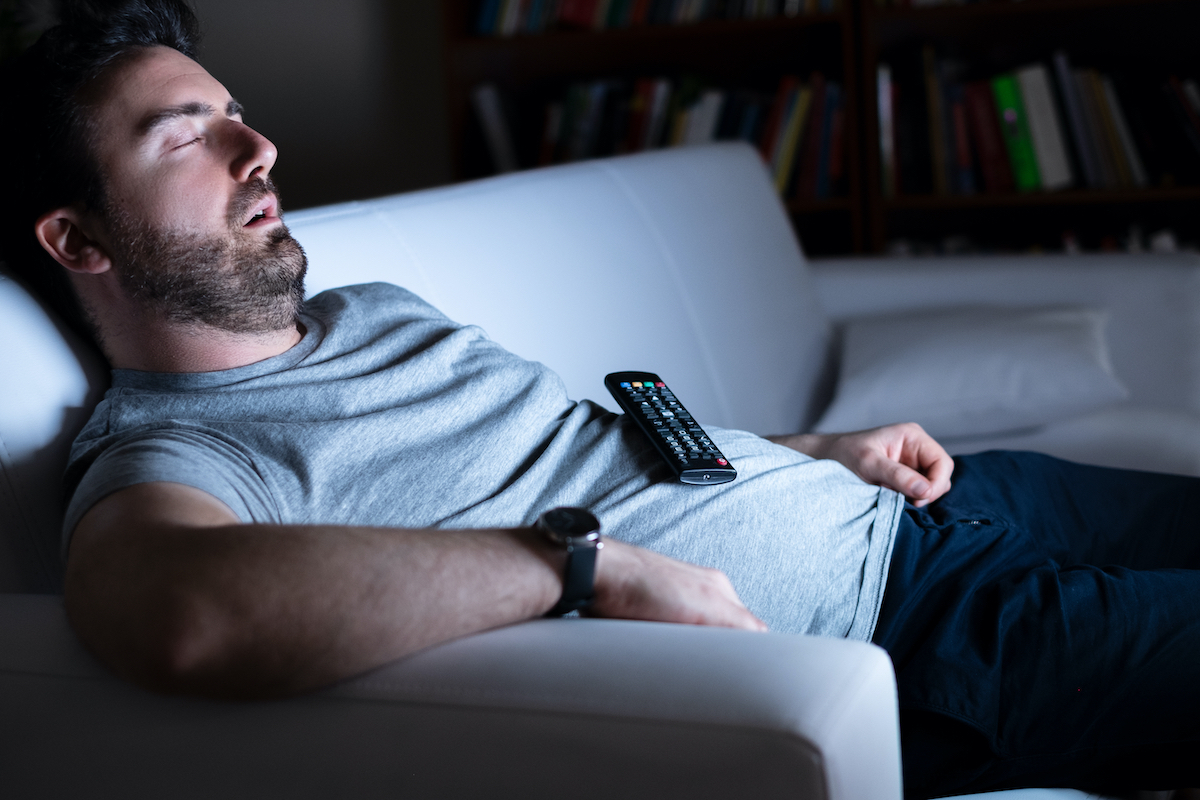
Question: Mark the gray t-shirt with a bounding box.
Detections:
[65,283,902,641]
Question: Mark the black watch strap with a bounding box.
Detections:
[550,540,599,616]
[537,507,602,617]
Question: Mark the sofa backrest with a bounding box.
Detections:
[0,143,831,593]
[289,143,832,436]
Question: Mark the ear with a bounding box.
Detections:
[33,208,113,276]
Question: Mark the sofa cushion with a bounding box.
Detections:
[0,273,108,592]
[813,306,1129,440]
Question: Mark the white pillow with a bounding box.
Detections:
[812,306,1130,440]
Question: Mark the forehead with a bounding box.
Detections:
[86,46,230,153]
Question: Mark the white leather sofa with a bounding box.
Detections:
[4,141,1193,799]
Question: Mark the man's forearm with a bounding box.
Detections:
[65,484,565,698]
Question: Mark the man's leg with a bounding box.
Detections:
[872,451,1200,798]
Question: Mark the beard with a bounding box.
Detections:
[102,177,308,335]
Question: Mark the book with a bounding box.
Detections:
[760,75,800,163]
[471,83,519,173]
[923,46,951,195]
[964,80,1014,194]
[683,90,726,145]
[1074,69,1118,188]
[643,78,672,149]
[991,73,1041,191]
[1016,64,1073,191]
[773,84,814,193]
[1087,69,1133,187]
[946,81,975,195]
[1101,75,1147,188]
[878,64,897,198]
[1052,52,1101,189]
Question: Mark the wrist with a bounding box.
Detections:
[767,432,830,459]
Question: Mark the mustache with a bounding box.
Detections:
[228,176,282,228]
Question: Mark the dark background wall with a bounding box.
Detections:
[24,0,455,210]
[191,0,454,210]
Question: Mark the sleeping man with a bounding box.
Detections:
[0,2,1196,797]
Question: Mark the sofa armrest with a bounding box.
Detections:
[810,253,1200,415]
[1,593,900,800]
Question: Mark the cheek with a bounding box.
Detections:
[111,166,231,232]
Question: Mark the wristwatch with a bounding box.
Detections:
[536,506,603,617]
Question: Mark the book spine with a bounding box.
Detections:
[1101,76,1148,188]
[923,46,951,195]
[1053,51,1101,189]
[774,85,813,193]
[947,82,976,195]
[1088,70,1133,187]
[471,84,519,173]
[964,80,1013,193]
[760,75,800,162]
[991,73,1042,191]
[1016,63,1073,191]
[1074,69,1118,188]
[878,64,896,198]
[643,78,672,149]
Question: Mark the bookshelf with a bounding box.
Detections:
[441,2,865,255]
[861,0,1200,253]
[441,0,1200,255]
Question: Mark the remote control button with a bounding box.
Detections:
[717,458,728,465]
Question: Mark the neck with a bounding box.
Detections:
[103,313,305,373]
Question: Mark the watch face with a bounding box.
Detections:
[540,507,601,543]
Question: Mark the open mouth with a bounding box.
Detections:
[243,194,279,227]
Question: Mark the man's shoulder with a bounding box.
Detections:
[304,282,447,324]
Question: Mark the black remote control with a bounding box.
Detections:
[605,371,737,485]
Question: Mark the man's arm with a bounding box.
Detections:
[65,482,764,699]
[768,422,954,507]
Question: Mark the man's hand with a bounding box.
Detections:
[590,539,767,632]
[768,423,953,507]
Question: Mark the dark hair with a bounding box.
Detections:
[0,0,200,342]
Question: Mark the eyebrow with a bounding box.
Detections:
[140,98,245,135]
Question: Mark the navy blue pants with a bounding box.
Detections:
[871,451,1200,798]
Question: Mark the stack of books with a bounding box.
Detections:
[877,46,1200,197]
[475,0,839,37]
[484,74,845,198]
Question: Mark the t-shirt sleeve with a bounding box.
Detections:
[62,425,279,555]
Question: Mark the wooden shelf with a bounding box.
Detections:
[885,186,1200,210]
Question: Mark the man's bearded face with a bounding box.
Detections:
[101,174,307,334]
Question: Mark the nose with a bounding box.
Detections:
[228,121,277,183]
